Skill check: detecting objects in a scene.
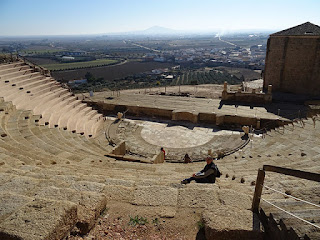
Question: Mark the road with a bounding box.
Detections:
[125,40,161,53]
[218,36,237,46]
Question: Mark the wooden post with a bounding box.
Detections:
[252,168,265,213]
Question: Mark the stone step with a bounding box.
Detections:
[0,65,29,76]
[35,186,107,234]
[0,68,33,79]
[16,87,68,110]
[33,126,102,158]
[0,62,24,71]
[0,198,77,240]
[202,205,263,240]
[0,71,35,82]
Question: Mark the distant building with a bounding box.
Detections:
[164,75,174,80]
[154,56,166,62]
[68,79,87,85]
[61,51,87,56]
[263,22,320,95]
[62,56,75,60]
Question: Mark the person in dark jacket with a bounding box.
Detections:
[183,153,192,163]
[181,156,219,184]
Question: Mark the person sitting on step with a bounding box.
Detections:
[182,153,192,163]
[181,156,220,184]
[160,147,165,160]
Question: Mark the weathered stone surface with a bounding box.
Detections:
[132,185,178,206]
[36,186,107,234]
[0,192,33,222]
[103,185,134,202]
[0,176,40,196]
[0,198,77,240]
[178,185,219,208]
[202,205,263,240]
[218,189,252,210]
[157,207,176,218]
[0,173,14,185]
[104,178,135,187]
[70,181,105,193]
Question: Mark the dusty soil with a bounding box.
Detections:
[67,202,205,240]
[115,84,227,99]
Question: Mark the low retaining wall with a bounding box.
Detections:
[172,111,198,123]
[85,100,287,129]
[222,91,272,104]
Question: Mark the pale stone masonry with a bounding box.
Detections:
[264,22,320,95]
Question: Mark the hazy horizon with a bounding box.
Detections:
[0,0,319,36]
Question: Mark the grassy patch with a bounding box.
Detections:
[128,215,148,226]
[152,217,159,226]
[197,220,205,230]
[41,59,119,71]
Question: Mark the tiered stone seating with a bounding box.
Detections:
[0,105,318,239]
[217,117,320,238]
[0,62,103,137]
[0,61,319,239]
[0,97,257,238]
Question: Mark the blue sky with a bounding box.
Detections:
[0,0,319,36]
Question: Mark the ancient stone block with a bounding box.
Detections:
[202,205,263,240]
[132,185,178,206]
[36,186,107,234]
[0,192,33,222]
[0,198,77,240]
[177,185,219,208]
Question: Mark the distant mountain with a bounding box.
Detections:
[102,26,184,37]
[139,26,178,35]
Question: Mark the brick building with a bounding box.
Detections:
[263,22,320,95]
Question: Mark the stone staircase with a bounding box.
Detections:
[218,117,320,239]
[0,62,104,137]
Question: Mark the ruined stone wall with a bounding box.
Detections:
[264,36,320,95]
[84,101,287,129]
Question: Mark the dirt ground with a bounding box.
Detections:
[113,84,228,99]
[67,202,205,240]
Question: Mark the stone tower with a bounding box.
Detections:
[263,22,320,95]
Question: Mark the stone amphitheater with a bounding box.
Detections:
[0,60,319,240]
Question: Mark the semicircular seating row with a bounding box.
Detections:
[109,120,248,162]
[0,96,112,168]
[0,61,104,138]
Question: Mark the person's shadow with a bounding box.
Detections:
[196,227,206,240]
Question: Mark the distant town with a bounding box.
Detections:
[0,32,269,92]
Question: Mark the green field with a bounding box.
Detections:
[173,70,242,86]
[42,59,119,71]
[21,49,64,54]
